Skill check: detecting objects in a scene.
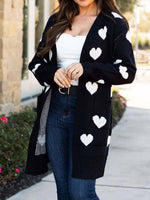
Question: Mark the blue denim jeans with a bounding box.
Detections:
[46,87,100,200]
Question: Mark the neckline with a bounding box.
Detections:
[79,11,102,61]
[54,11,103,63]
[63,11,102,38]
[62,32,87,37]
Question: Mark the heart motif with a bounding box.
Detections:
[49,50,53,61]
[126,31,131,43]
[98,26,107,40]
[92,115,107,129]
[113,59,122,64]
[45,87,50,93]
[32,63,41,74]
[89,47,102,60]
[80,134,93,146]
[111,12,122,19]
[85,81,98,95]
[119,65,129,79]
[44,82,50,87]
[107,136,111,146]
[44,58,48,63]
[97,79,105,84]
[37,135,45,146]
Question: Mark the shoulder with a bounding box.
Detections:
[43,13,57,34]
[47,13,57,24]
[101,11,129,40]
[44,12,57,32]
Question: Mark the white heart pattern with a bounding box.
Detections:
[89,47,102,60]
[32,63,41,74]
[37,135,45,146]
[44,58,48,63]
[44,82,50,87]
[97,79,105,84]
[49,50,53,61]
[98,26,107,40]
[80,134,93,146]
[85,81,98,95]
[126,31,131,43]
[107,136,111,146]
[111,12,123,19]
[119,65,129,79]
[45,87,50,93]
[113,59,122,64]
[92,115,107,129]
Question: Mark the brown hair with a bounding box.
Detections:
[38,0,128,57]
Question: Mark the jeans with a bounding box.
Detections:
[46,87,100,200]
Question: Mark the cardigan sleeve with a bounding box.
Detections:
[81,18,137,85]
[28,13,58,87]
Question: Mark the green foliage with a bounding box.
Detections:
[112,90,126,126]
[116,0,137,13]
[0,107,36,185]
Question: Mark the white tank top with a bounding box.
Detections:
[56,33,87,86]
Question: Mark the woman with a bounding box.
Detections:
[25,0,136,199]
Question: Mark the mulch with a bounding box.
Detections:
[0,165,52,200]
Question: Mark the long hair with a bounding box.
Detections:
[38,0,128,57]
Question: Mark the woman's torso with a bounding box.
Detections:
[56,12,101,86]
[64,13,100,36]
[56,33,87,85]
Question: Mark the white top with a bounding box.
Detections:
[56,33,87,86]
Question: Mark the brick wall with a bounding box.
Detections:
[0,0,23,115]
[0,0,57,115]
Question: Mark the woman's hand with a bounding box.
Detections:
[65,63,83,81]
[54,67,72,88]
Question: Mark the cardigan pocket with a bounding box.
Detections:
[78,145,109,179]
[79,145,108,157]
[92,97,112,130]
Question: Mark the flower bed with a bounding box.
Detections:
[0,89,126,199]
[111,88,126,126]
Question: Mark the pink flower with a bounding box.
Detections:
[116,93,121,98]
[0,117,8,123]
[121,103,125,109]
[0,168,2,173]
[16,168,20,173]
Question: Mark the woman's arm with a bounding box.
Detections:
[81,19,137,85]
[28,14,58,87]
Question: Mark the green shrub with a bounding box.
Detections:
[0,107,36,185]
[112,89,126,126]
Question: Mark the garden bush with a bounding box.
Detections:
[0,89,126,195]
[112,88,126,126]
[0,107,36,186]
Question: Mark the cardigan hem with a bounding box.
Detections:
[25,167,49,176]
[71,171,105,179]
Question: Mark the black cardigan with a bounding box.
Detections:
[25,11,136,179]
